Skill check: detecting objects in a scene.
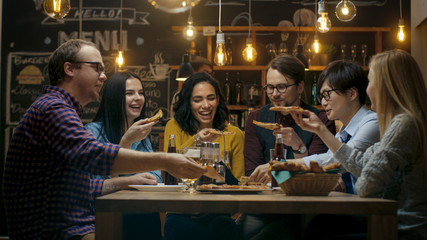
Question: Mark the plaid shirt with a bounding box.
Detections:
[3,86,120,240]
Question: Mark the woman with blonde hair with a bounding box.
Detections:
[291,49,427,239]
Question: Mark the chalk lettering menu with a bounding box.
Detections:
[6,52,51,124]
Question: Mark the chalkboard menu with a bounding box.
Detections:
[6,52,50,125]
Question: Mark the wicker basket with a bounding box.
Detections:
[279,172,340,196]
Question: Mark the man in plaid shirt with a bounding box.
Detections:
[3,39,206,240]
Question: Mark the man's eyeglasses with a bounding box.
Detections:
[74,61,104,75]
[263,83,297,94]
[318,89,339,102]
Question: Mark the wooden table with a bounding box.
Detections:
[95,190,397,240]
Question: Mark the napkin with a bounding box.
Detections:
[218,161,239,185]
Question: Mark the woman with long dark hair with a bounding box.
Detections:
[164,71,244,179]
[86,71,162,240]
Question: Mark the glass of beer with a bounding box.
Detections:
[181,147,201,193]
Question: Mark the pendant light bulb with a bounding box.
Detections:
[316,1,331,33]
[43,0,71,19]
[242,38,257,62]
[397,18,405,42]
[335,0,356,22]
[214,32,227,66]
[313,33,320,54]
[116,50,125,69]
[183,12,197,40]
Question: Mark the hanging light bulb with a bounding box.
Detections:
[316,0,331,33]
[241,0,256,63]
[43,0,71,19]
[214,0,227,66]
[214,32,227,66]
[242,38,257,62]
[183,8,197,41]
[335,0,356,22]
[397,0,405,42]
[116,50,125,69]
[313,33,320,54]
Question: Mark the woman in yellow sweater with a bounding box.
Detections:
[164,72,245,179]
[164,72,242,240]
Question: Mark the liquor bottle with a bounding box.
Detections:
[226,37,233,65]
[248,78,260,107]
[224,72,232,104]
[272,134,285,187]
[165,135,178,185]
[235,72,242,105]
[311,74,318,105]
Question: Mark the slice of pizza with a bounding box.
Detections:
[203,165,225,181]
[208,129,236,135]
[145,109,163,123]
[252,120,280,130]
[269,106,304,112]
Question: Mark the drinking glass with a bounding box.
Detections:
[181,146,201,193]
[351,44,357,62]
[361,44,368,66]
[266,43,277,60]
[278,41,288,54]
[340,44,347,60]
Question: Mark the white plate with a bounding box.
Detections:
[129,183,184,192]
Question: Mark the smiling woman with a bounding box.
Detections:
[164,72,244,179]
[163,71,242,240]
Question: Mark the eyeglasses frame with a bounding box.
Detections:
[263,82,298,94]
[73,61,105,75]
[318,88,339,102]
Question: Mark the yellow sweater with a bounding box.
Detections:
[164,119,245,179]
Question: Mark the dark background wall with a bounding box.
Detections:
[0,0,410,235]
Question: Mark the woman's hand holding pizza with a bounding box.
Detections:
[289,110,325,135]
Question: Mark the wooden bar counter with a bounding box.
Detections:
[95,190,397,240]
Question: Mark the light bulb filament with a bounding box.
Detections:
[314,40,320,53]
[320,16,328,31]
[398,26,405,42]
[116,51,124,68]
[54,0,61,13]
[341,4,349,15]
[186,28,194,37]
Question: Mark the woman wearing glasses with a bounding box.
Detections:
[283,60,380,239]
[298,60,380,194]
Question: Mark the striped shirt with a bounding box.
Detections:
[3,85,120,240]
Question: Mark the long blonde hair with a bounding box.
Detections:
[369,49,427,180]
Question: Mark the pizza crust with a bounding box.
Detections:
[208,129,236,135]
[269,106,304,112]
[204,165,225,181]
[252,120,280,130]
[145,109,163,123]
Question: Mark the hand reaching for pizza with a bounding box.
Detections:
[195,128,220,143]
[289,110,325,135]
